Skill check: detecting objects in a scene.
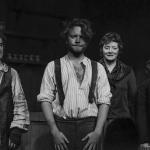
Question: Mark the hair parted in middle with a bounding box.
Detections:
[60,18,94,43]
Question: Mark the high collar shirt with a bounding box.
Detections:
[0,63,30,130]
[37,55,112,118]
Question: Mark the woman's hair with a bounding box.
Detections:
[60,18,94,43]
[99,32,123,53]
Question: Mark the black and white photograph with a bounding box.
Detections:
[0,0,150,150]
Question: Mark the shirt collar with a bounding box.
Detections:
[0,63,8,72]
[65,54,89,66]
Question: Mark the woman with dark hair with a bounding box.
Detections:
[99,32,138,150]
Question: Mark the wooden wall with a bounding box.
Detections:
[19,112,52,150]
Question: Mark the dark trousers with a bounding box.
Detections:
[50,116,99,150]
[103,118,138,150]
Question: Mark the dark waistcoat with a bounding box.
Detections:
[0,67,13,150]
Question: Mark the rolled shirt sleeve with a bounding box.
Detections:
[37,57,111,118]
[10,68,30,131]
[95,63,112,105]
[37,61,56,103]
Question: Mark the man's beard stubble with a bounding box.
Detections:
[68,46,87,57]
[69,48,85,57]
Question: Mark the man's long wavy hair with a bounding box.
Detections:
[60,18,94,43]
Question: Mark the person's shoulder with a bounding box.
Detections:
[90,59,102,66]
[97,61,105,69]
[44,57,66,73]
[10,67,17,72]
[120,60,132,70]
[10,67,19,77]
[2,63,19,77]
[45,59,59,70]
[119,60,134,77]
[89,59,106,72]
[46,60,54,67]
[46,56,65,67]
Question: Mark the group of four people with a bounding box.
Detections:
[0,18,149,150]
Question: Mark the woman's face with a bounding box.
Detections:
[102,41,119,62]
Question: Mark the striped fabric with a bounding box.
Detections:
[0,63,30,130]
[37,55,112,118]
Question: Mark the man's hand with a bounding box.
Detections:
[139,143,150,150]
[9,138,19,150]
[52,128,69,150]
[82,131,100,150]
[9,128,22,150]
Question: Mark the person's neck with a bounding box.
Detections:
[67,52,85,64]
[104,59,117,73]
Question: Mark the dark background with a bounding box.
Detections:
[0,0,150,111]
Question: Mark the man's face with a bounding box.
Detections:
[0,38,3,59]
[102,41,119,62]
[67,26,87,56]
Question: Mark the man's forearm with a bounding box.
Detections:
[41,102,58,133]
[94,104,109,134]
